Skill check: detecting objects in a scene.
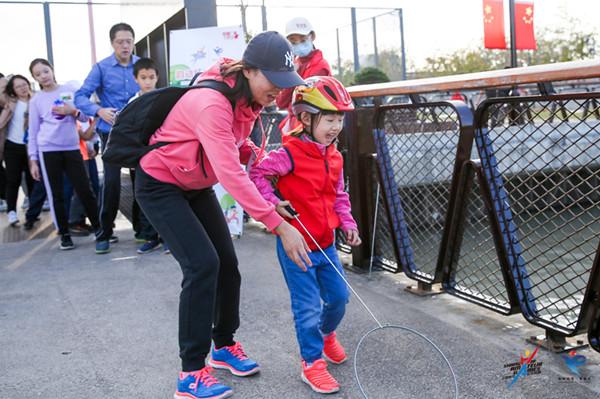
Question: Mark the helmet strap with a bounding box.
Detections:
[308,113,318,141]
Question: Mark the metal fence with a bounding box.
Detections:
[444,159,516,314]
[369,156,400,272]
[374,103,467,283]
[251,109,286,152]
[474,94,600,335]
[355,90,600,348]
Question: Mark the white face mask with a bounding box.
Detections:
[292,38,313,57]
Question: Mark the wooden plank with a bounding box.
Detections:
[347,59,600,98]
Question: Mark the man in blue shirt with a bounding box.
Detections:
[75,22,140,254]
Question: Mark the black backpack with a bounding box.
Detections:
[102,79,235,168]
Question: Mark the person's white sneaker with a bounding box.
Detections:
[0,199,7,212]
[8,210,19,226]
[42,199,50,211]
[21,197,29,210]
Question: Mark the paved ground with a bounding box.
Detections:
[1,214,600,399]
[0,194,54,244]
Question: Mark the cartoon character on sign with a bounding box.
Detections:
[191,48,206,63]
[220,193,239,226]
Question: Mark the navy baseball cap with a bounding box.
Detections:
[243,31,305,89]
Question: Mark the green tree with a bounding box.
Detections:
[418,49,507,77]
[528,27,596,64]
[338,24,596,82]
[353,67,390,85]
[414,25,597,78]
[335,60,355,87]
[365,50,405,81]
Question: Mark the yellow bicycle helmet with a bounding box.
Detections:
[292,76,354,116]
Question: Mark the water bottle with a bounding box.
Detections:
[52,99,66,120]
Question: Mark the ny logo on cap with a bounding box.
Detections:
[284,51,294,68]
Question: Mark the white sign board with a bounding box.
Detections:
[213,184,245,237]
[169,25,245,87]
[169,25,247,236]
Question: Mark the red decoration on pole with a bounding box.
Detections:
[483,0,507,49]
[515,0,536,50]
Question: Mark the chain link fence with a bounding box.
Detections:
[373,103,464,283]
[370,157,400,272]
[476,94,600,334]
[444,160,515,314]
[366,92,600,337]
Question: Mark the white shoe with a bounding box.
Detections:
[42,199,50,211]
[8,210,19,226]
[0,199,7,212]
[21,197,29,210]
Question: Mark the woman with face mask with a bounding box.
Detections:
[276,17,332,134]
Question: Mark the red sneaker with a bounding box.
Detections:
[301,359,340,394]
[323,332,347,364]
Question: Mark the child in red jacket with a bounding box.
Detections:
[251,76,361,394]
[276,17,333,133]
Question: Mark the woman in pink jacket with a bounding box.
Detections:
[135,32,310,399]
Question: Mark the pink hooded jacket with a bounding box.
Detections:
[139,60,283,231]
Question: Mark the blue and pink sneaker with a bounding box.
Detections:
[208,342,260,377]
[174,367,233,399]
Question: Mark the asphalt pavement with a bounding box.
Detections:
[1,215,599,398]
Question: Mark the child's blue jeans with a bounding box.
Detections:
[276,237,350,363]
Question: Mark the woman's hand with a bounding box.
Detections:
[275,200,295,219]
[29,159,41,181]
[275,220,312,271]
[345,229,362,246]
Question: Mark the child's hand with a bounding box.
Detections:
[6,99,16,112]
[52,103,77,116]
[345,229,362,246]
[276,200,296,219]
[29,159,41,181]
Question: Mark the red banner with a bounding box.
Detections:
[483,0,506,49]
[515,0,536,50]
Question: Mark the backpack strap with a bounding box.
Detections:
[148,80,238,157]
[189,71,202,87]
[148,79,238,151]
[191,79,237,111]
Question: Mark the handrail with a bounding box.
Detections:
[347,59,600,98]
